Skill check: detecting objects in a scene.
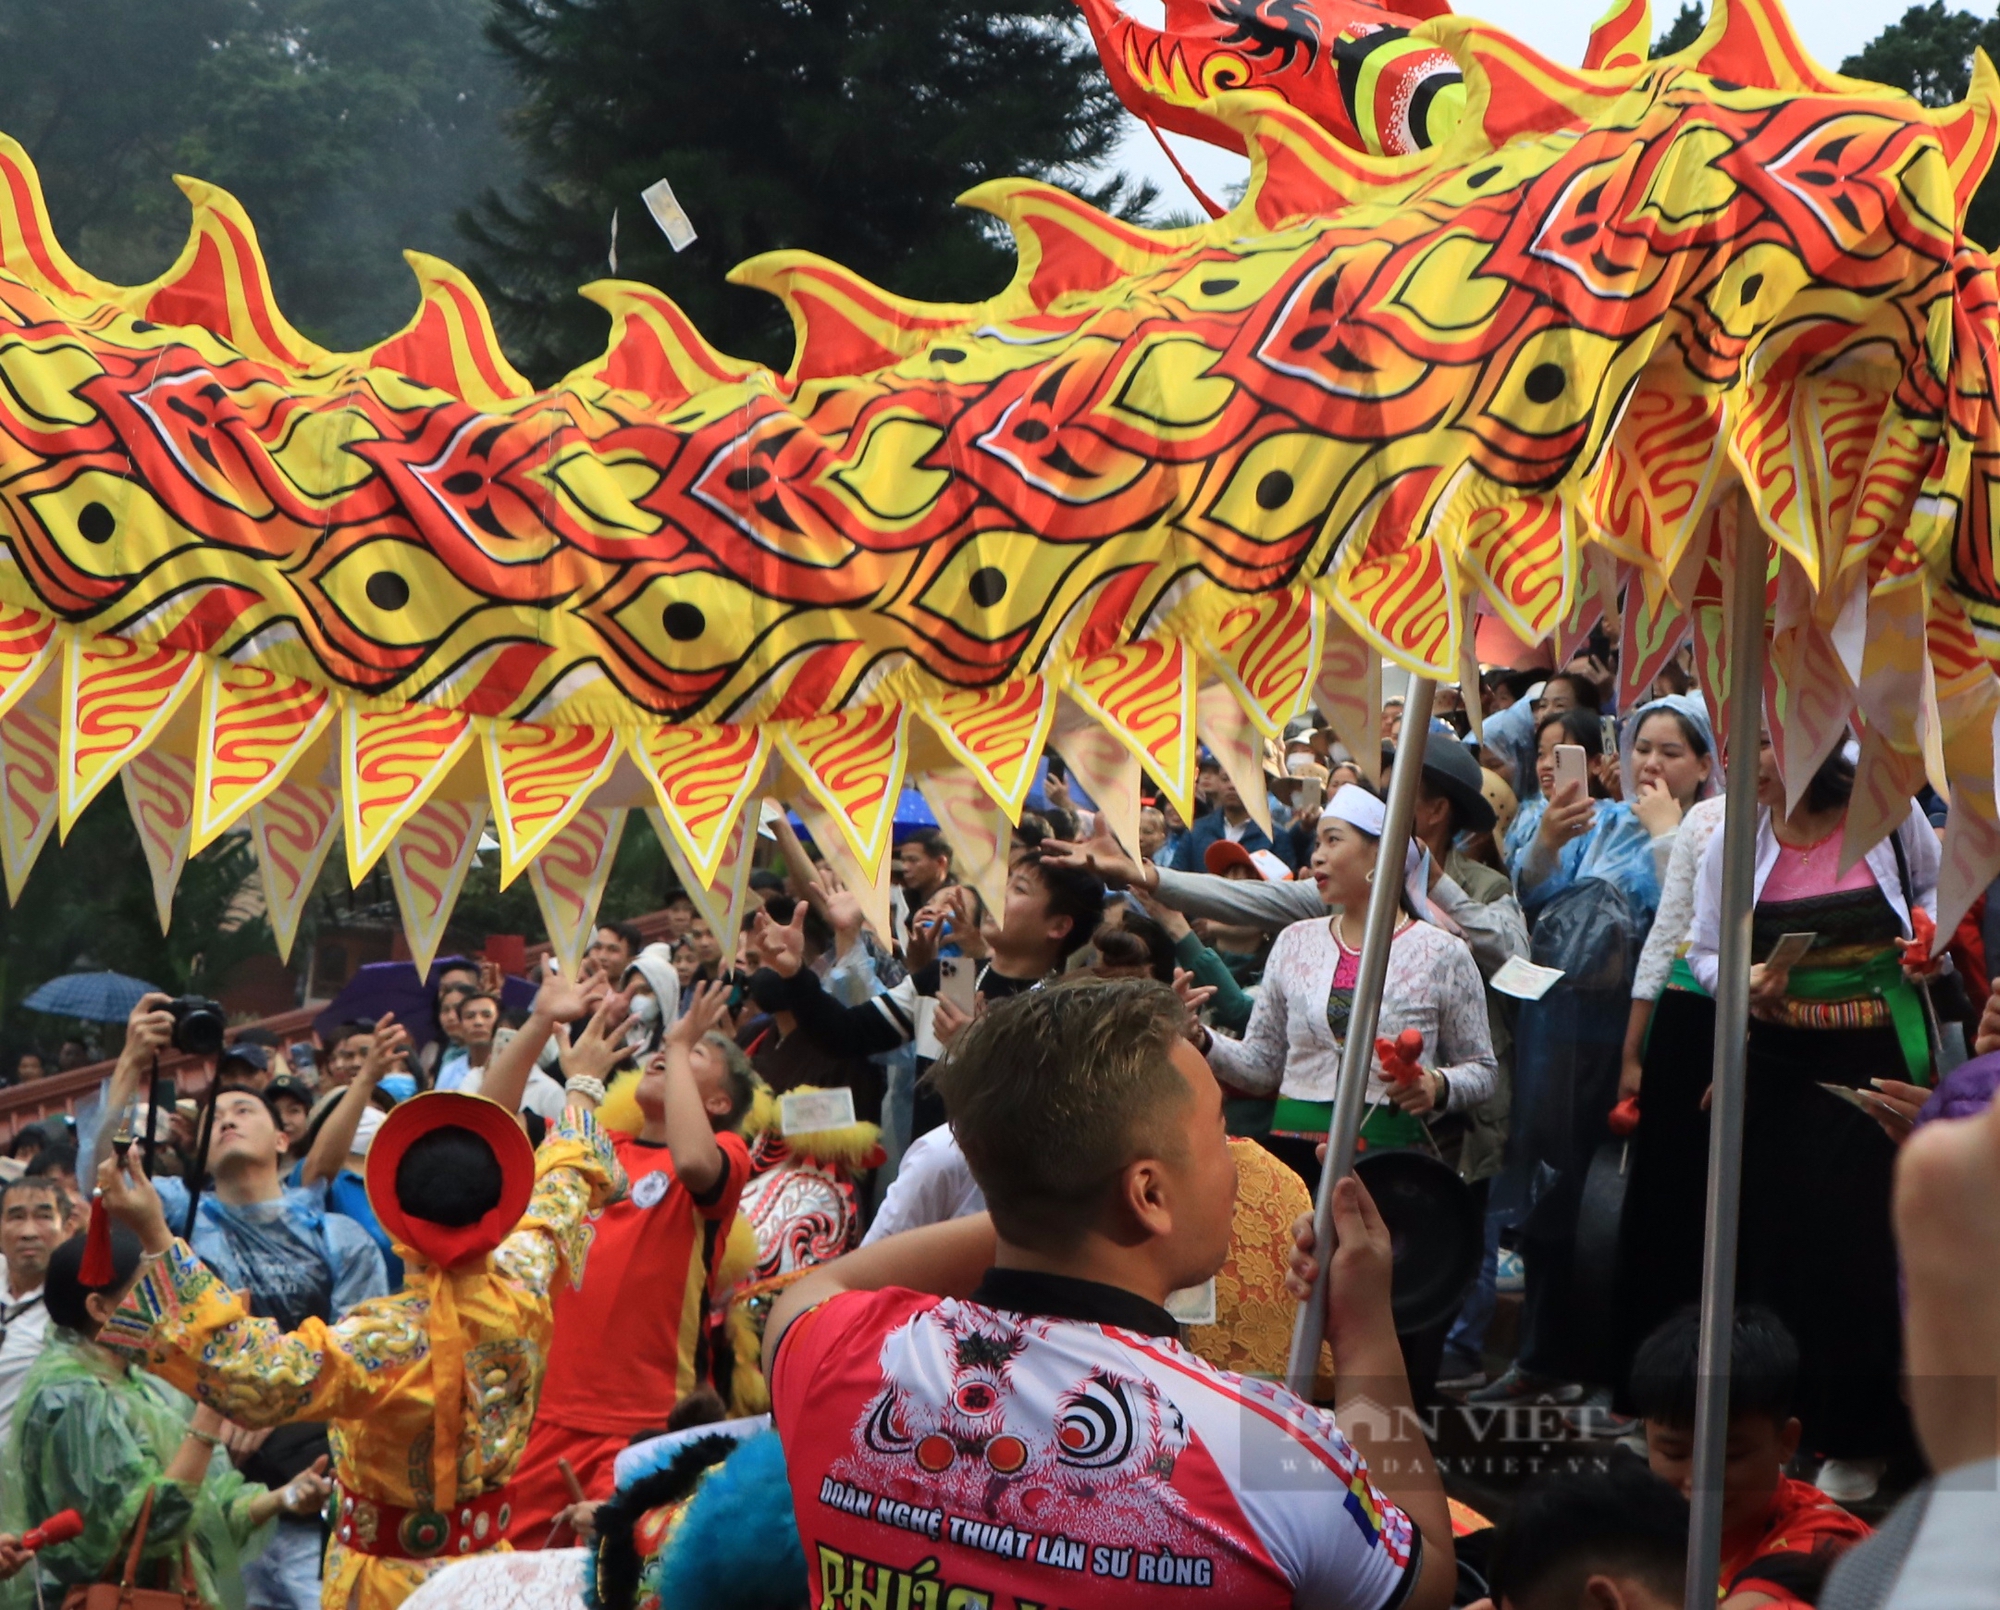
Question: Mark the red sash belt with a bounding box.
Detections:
[333,1484,514,1560]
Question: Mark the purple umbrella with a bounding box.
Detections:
[311,958,535,1052]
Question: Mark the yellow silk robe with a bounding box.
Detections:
[102,1110,622,1610]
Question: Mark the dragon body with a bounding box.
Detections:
[2,0,1999,966]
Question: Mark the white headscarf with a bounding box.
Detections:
[1319,784,1436,923]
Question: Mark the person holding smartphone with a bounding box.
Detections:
[1504,708,1661,923]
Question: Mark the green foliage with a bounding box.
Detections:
[464,0,1153,381]
[0,0,521,350]
[1841,2,2000,247]
[1652,3,1706,57]
[0,793,271,1061]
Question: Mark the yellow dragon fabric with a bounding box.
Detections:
[0,0,1998,955]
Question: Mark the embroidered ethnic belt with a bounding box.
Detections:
[334,1484,513,1559]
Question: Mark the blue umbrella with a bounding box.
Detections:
[22,970,162,1022]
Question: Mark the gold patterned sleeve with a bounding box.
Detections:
[492,1106,624,1294]
[97,1240,376,1427]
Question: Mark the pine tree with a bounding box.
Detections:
[1653,3,1705,57]
[0,0,520,349]
[1841,1,2000,246]
[464,0,1151,382]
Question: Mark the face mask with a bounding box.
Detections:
[629,993,660,1025]
[378,1073,417,1104]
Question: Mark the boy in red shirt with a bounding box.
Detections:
[509,981,754,1541]
[1632,1306,1870,1607]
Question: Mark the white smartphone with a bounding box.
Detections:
[938,955,978,1017]
[1553,743,1589,798]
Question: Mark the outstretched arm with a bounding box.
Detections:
[482,964,610,1116]
[94,1155,371,1429]
[88,994,179,1181]
[650,980,734,1194]
[301,1015,407,1186]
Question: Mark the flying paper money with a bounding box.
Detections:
[641,178,697,251]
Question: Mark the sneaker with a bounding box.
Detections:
[1495,1249,1525,1294]
[1617,1427,1650,1459]
[1464,1364,1584,1406]
[1814,1457,1885,1504]
[1562,1391,1640,1440]
[1437,1360,1488,1394]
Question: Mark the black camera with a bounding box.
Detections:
[167,996,227,1058]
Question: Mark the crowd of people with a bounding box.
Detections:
[0,642,1991,1609]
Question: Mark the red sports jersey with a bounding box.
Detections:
[1721,1475,1872,1599]
[772,1274,1420,1610]
[534,1129,751,1434]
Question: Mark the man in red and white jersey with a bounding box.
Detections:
[765,977,1455,1610]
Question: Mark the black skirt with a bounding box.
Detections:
[1614,987,1718,1378]
[1736,1018,1911,1460]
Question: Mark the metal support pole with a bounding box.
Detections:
[1684,508,1768,1607]
[1287,677,1435,1395]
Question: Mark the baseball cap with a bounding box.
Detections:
[218,1042,269,1074]
[265,1074,313,1107]
[1204,840,1257,877]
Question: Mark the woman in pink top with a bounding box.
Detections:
[1683,736,1943,1503]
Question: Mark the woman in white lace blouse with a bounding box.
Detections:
[1199,784,1496,1187]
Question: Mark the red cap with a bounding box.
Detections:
[364,1093,535,1269]
[78,1191,115,1286]
[1203,840,1257,877]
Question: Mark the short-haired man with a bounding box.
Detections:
[766,979,1454,1609]
[893,830,953,910]
[434,992,500,1093]
[265,1075,315,1151]
[0,1175,62,1453]
[508,983,755,1539]
[322,1021,377,1088]
[587,920,644,981]
[1472,1464,1689,1610]
[93,996,386,1610]
[662,889,697,943]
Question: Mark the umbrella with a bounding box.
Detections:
[21,970,161,1023]
[312,959,536,1052]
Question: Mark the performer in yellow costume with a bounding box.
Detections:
[94,1092,622,1610]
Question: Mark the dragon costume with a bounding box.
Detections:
[0,0,1997,965]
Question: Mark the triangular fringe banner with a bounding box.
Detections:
[791,790,894,944]
[1051,695,1141,853]
[916,679,1053,824]
[650,808,757,961]
[915,768,1012,923]
[191,663,333,855]
[776,703,911,882]
[0,705,59,903]
[629,722,770,889]
[1196,680,1274,839]
[341,704,474,881]
[1067,638,1198,822]
[386,800,489,978]
[59,634,200,836]
[121,750,196,934]
[483,721,620,888]
[1313,619,1382,784]
[528,808,626,977]
[248,782,340,965]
